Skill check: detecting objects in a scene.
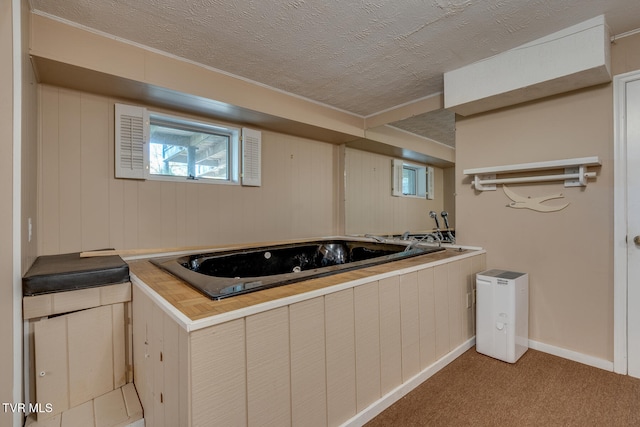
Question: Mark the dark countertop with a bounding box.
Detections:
[23,251,130,296]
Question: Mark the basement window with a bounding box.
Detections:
[115,104,261,186]
[402,165,419,196]
[149,114,237,182]
[392,159,434,199]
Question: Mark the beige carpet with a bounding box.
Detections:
[366,348,640,426]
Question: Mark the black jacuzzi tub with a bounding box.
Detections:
[151,239,444,299]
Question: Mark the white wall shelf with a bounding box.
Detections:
[463,156,601,191]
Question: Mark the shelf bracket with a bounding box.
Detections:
[473,174,496,191]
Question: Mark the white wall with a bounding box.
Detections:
[0,2,17,423]
[2,1,38,426]
[456,85,613,361]
[455,31,640,364]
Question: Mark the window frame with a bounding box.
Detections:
[402,164,420,197]
[115,103,255,186]
[392,159,434,199]
[146,112,241,185]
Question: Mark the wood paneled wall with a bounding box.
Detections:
[344,148,445,235]
[38,85,339,255]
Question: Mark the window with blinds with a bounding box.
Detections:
[114,103,260,187]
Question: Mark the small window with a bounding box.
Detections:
[115,104,260,186]
[149,114,237,182]
[392,159,434,199]
[402,165,418,196]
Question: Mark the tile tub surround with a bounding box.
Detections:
[149,239,445,300]
[128,242,485,426]
[127,244,483,326]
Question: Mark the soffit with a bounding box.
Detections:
[29,0,640,143]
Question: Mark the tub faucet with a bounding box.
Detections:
[404,233,441,251]
[429,211,444,241]
[401,231,411,240]
[429,210,440,228]
[441,211,455,244]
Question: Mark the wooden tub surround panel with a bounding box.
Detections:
[290,298,328,427]
[325,289,357,426]
[131,249,486,427]
[246,307,292,426]
[354,282,382,412]
[132,286,190,427]
[378,276,402,397]
[400,272,421,382]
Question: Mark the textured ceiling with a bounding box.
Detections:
[30,0,640,142]
[390,109,456,147]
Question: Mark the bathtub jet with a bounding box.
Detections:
[150,239,445,299]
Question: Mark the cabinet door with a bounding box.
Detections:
[34,303,125,419]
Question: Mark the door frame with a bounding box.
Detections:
[613,69,640,375]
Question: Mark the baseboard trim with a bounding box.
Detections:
[342,337,476,427]
[340,338,614,427]
[528,339,614,372]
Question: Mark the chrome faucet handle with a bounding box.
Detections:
[440,211,450,229]
[440,211,454,243]
[429,211,441,230]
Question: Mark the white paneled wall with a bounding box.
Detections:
[38,85,339,254]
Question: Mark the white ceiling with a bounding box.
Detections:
[29,0,640,125]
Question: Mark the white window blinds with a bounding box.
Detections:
[115,104,149,179]
[242,128,262,187]
[391,159,403,197]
